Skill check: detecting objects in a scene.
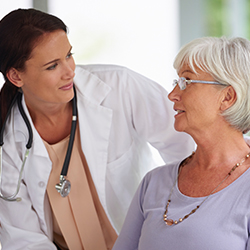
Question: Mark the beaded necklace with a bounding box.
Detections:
[163,152,250,226]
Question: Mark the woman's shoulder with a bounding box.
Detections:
[143,161,180,185]
[135,161,181,204]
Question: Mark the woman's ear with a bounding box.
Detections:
[6,68,24,87]
[220,86,237,111]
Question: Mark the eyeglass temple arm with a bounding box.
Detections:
[188,80,227,86]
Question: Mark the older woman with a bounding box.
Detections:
[112,36,250,250]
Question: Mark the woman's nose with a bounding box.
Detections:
[168,85,181,102]
[63,61,75,79]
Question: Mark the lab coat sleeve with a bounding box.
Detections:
[0,158,56,250]
[0,200,56,250]
[124,68,195,163]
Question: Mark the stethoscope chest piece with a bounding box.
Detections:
[55,175,71,197]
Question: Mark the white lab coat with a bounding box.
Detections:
[0,65,195,249]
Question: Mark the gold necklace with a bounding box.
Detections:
[163,152,250,226]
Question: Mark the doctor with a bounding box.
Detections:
[0,8,194,250]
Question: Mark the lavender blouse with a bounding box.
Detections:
[113,161,250,250]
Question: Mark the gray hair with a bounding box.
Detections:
[174,36,250,133]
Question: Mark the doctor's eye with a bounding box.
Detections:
[46,63,58,70]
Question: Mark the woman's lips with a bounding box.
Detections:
[176,110,185,114]
[174,109,185,117]
[59,82,73,90]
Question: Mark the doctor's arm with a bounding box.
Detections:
[0,160,56,250]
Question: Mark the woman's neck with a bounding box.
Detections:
[26,100,73,144]
[191,128,249,171]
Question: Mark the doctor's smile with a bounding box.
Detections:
[59,82,74,91]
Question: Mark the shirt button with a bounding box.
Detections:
[38,181,45,188]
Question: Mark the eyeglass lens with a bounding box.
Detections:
[173,77,187,90]
[179,77,186,90]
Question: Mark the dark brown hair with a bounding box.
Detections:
[0,8,67,128]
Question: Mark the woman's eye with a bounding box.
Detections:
[46,63,58,70]
[66,52,74,59]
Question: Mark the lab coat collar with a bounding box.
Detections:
[74,65,111,104]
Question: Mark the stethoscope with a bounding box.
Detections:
[0,86,77,202]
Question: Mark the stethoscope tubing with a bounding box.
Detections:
[55,86,78,197]
[61,86,77,176]
[0,91,32,201]
[0,86,77,201]
[0,91,21,147]
[0,147,29,202]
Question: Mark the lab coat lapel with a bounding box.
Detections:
[74,66,113,211]
[9,97,53,236]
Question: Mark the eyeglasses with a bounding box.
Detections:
[173,77,226,90]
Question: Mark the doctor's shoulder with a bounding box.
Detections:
[74,64,163,90]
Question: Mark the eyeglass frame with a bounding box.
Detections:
[173,77,227,90]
